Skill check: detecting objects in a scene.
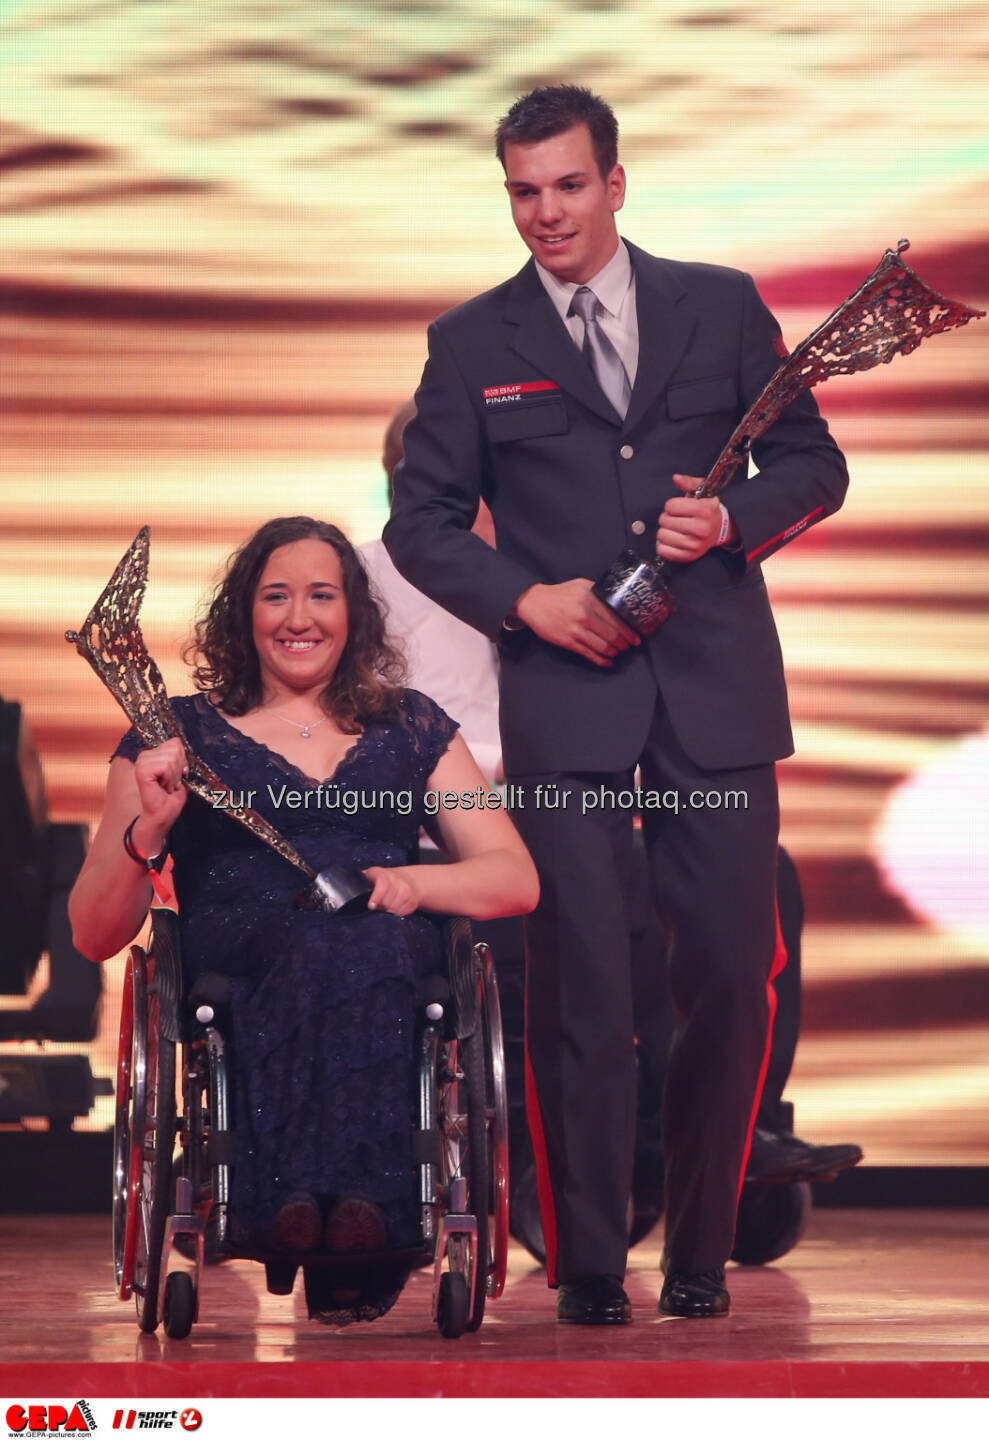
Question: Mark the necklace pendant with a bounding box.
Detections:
[300,726,311,739]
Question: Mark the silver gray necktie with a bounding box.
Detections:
[568,285,632,419]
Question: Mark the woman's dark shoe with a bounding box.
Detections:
[557,1275,631,1325]
[273,1192,323,1252]
[264,1261,299,1296]
[324,1196,388,1254]
[659,1266,730,1317]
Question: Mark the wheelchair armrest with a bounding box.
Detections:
[416,973,450,1011]
[443,916,480,1041]
[148,910,234,1039]
[186,972,235,1033]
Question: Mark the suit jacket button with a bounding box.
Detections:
[630,520,646,536]
[620,444,634,459]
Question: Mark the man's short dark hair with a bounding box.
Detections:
[495,85,618,179]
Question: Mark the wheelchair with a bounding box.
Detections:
[112,907,509,1340]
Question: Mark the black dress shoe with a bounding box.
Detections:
[659,1267,730,1317]
[557,1275,631,1325]
[746,1127,863,1183]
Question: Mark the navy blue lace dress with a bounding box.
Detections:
[112,689,457,1257]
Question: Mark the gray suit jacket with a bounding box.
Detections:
[384,241,848,774]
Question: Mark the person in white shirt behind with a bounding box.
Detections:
[360,400,503,788]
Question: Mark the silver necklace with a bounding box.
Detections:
[264,709,330,740]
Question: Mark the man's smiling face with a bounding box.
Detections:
[503,122,625,285]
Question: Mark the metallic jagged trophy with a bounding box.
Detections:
[592,240,985,635]
[65,527,370,913]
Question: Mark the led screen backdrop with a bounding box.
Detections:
[2,0,987,1163]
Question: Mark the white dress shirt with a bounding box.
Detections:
[360,538,502,786]
[534,239,639,386]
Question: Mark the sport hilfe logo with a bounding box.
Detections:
[109,1415,200,1434]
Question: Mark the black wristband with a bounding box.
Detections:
[123,817,169,873]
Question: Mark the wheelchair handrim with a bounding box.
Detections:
[478,944,509,1300]
[114,947,147,1299]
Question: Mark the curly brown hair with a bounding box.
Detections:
[184,517,406,731]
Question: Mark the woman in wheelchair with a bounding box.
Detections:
[70,516,538,1322]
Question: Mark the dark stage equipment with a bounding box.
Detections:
[0,697,105,1127]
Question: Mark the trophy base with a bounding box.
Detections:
[295,865,374,915]
[592,550,675,637]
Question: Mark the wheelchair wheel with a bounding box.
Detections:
[437,1270,470,1339]
[112,945,177,1331]
[162,1271,196,1340]
[465,943,509,1309]
[457,1024,488,1331]
[112,947,138,1295]
[731,1180,812,1265]
[454,942,509,1330]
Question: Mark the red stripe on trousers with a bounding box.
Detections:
[523,952,559,1286]
[735,893,789,1205]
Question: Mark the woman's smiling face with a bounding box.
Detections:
[251,537,349,698]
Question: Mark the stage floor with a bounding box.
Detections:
[0,1208,986,1397]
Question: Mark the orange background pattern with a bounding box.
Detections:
[2,0,987,1162]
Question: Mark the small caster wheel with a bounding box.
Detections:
[162,1271,196,1339]
[731,1180,812,1265]
[436,1271,470,1338]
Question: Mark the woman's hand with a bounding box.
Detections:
[70,742,188,962]
[132,736,188,852]
[363,865,422,917]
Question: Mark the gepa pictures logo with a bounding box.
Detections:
[6,1403,96,1436]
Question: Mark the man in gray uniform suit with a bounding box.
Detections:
[384,85,848,1322]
